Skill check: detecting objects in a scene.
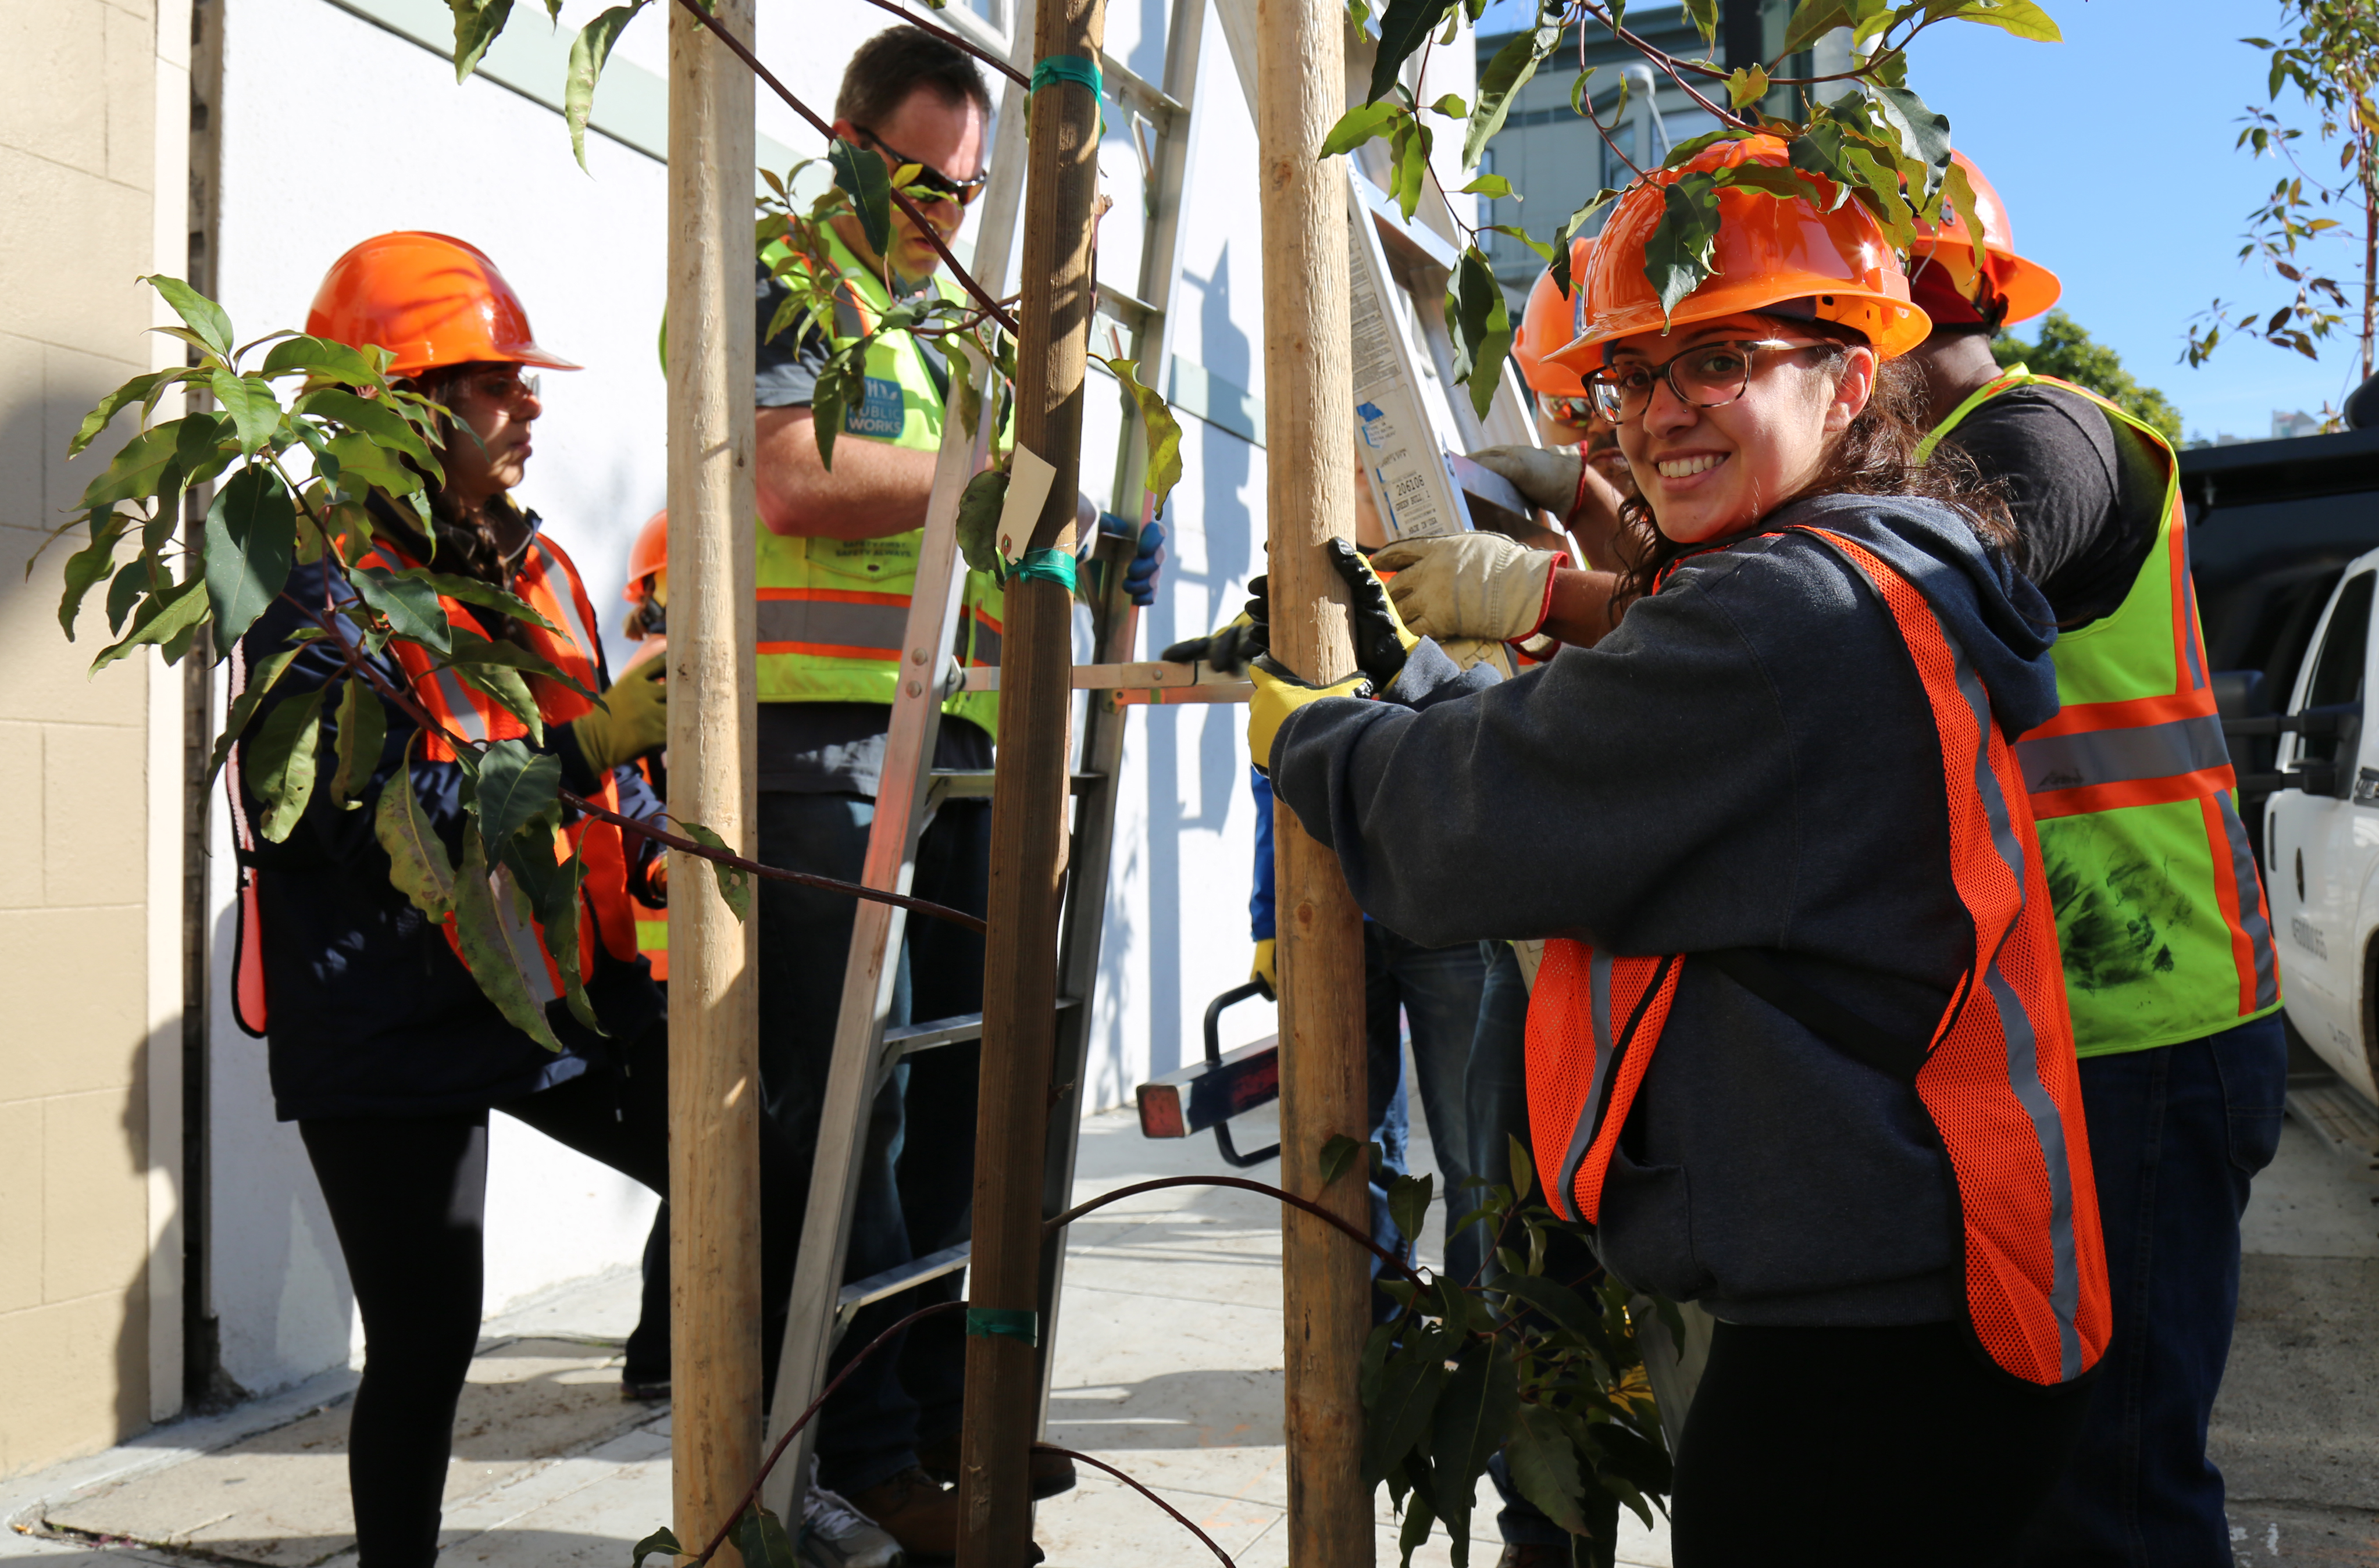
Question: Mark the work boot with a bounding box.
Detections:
[844,1467,1044,1565]
[798,1469,905,1568]
[914,1434,1079,1499]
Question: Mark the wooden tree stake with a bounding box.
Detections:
[1256,0,1372,1561]
[954,0,1106,1559]
[665,0,762,1559]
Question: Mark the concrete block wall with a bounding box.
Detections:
[0,0,186,1478]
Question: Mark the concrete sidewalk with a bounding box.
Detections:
[1,1104,1669,1567]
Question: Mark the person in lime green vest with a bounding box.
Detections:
[1905,153,2287,1568]
[733,26,1161,1562]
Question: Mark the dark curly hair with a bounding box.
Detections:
[1605,317,2013,613]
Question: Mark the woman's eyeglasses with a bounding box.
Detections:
[855,127,990,209]
[1584,339,1824,424]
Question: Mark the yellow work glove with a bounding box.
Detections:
[570,660,668,774]
[1470,444,1586,516]
[1250,937,1278,1001]
[1372,533,1562,644]
[1247,654,1371,775]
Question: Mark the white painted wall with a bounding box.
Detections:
[202,0,1284,1396]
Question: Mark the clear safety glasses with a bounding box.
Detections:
[1583,339,1824,424]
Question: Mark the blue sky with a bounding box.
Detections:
[1476,1,2369,438]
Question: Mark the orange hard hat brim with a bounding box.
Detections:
[1994,253,2061,326]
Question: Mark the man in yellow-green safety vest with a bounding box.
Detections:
[1906,152,2287,1568]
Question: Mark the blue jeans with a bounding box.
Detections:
[1364,924,1489,1290]
[2016,1014,2288,1568]
[751,791,990,1497]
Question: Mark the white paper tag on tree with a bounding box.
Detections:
[997,445,1059,566]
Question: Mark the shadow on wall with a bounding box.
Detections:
[1130,245,1258,1083]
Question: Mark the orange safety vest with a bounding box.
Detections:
[230,530,644,1034]
[1525,526,2111,1387]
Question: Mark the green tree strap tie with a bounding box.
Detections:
[1004,547,1077,592]
[1026,55,1103,134]
[965,1308,1040,1346]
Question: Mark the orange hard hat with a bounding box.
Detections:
[623,510,668,603]
[1553,134,1929,369]
[1907,151,2060,328]
[307,232,580,380]
[1514,238,1595,398]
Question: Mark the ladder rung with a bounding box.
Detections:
[886,997,1082,1058]
[835,1242,972,1326]
[1095,49,1186,122]
[926,769,1107,798]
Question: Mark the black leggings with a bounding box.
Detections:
[299,1028,668,1568]
[1670,1319,2093,1567]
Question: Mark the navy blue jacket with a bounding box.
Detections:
[1268,494,2060,1326]
[237,536,666,1123]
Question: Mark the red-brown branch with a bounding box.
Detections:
[667,0,1020,335]
[850,0,1029,88]
[1043,1448,1239,1566]
[1044,1174,1427,1286]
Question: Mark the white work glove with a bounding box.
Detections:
[1372,533,1563,644]
[1469,444,1585,518]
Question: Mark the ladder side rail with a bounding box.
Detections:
[1036,0,1212,1437]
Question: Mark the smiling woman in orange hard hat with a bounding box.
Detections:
[1903,155,2287,1568]
[1246,136,2110,1566]
[227,233,675,1568]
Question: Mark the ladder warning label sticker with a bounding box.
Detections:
[1347,198,1468,544]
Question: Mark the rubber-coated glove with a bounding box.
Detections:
[1247,655,1371,775]
[1097,512,1168,606]
[1470,444,1586,517]
[570,661,668,774]
[1160,612,1261,675]
[1250,937,1278,1001]
[1239,539,1414,690]
[1371,533,1564,644]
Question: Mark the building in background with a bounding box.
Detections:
[1474,1,1847,311]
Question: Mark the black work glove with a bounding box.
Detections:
[1236,538,1411,688]
[1159,613,1263,675]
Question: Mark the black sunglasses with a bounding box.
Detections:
[854,127,989,209]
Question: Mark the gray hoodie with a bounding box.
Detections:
[1269,492,2061,1326]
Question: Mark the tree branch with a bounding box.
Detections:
[850,0,1029,88]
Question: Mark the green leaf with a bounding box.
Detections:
[1940,155,1990,277]
[1387,1173,1433,1253]
[1504,1402,1590,1535]
[301,387,436,464]
[141,275,232,359]
[1388,116,1433,222]
[376,747,459,917]
[1431,1336,1519,1558]
[1319,1133,1364,1188]
[1951,0,2059,42]
[207,644,305,785]
[1361,1334,1450,1486]
[211,369,282,456]
[390,565,559,632]
[204,467,297,642]
[1866,81,1951,205]
[729,1505,800,1568]
[247,684,327,841]
[1368,0,1459,105]
[1099,357,1185,517]
[1725,64,1768,110]
[445,626,599,702]
[1779,0,1855,55]
[1713,160,1828,205]
[830,137,894,261]
[1319,101,1403,159]
[450,825,567,1052]
[59,510,129,640]
[330,677,388,810]
[70,370,182,458]
[1460,173,1513,198]
[1482,224,1554,263]
[91,574,211,674]
[1429,92,1469,118]
[955,469,1008,576]
[566,2,644,170]
[1680,0,1718,43]
[320,429,428,502]
[1395,1488,1438,1568]
[1506,1132,1533,1203]
[808,347,872,473]
[629,1528,683,1568]
[679,819,752,922]
[1489,1271,1600,1338]
[1442,245,1513,422]
[448,0,515,80]
[474,738,562,848]
[456,660,545,744]
[1465,16,1563,169]
[523,847,602,1034]
[259,333,391,387]
[350,566,453,656]
[79,420,187,510]
[1642,174,1723,322]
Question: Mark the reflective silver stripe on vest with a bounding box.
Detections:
[527,537,600,664]
[2014,712,2231,796]
[434,666,491,743]
[755,597,911,655]
[1951,631,2085,1384]
[1556,949,1619,1223]
[966,615,1003,667]
[2213,792,2281,1010]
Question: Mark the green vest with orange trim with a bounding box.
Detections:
[756,227,1002,735]
[1526,524,2111,1388]
[1919,369,2281,1056]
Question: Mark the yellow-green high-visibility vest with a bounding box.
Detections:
[755,226,1002,735]
[1920,367,2281,1055]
